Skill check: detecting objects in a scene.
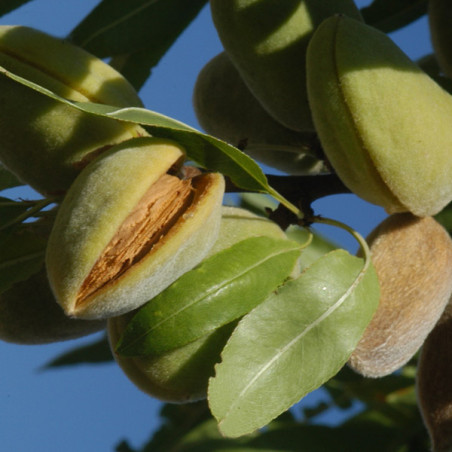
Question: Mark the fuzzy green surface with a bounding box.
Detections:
[194,52,321,174]
[109,313,235,403]
[0,75,143,194]
[0,25,145,194]
[0,25,143,107]
[308,16,452,216]
[0,269,105,345]
[209,206,285,255]
[210,0,361,132]
[46,137,187,318]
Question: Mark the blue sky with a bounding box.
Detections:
[0,1,433,451]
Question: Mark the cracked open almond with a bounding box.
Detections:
[46,137,225,320]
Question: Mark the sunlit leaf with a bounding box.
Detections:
[117,237,301,356]
[286,225,338,270]
[208,250,379,437]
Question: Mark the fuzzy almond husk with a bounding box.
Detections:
[46,137,225,320]
[193,52,324,175]
[307,15,452,216]
[210,0,362,132]
[0,269,105,345]
[348,213,452,377]
[417,298,452,452]
[108,310,236,403]
[0,25,147,195]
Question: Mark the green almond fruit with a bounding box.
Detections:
[108,206,290,402]
[109,310,237,403]
[348,213,452,377]
[46,137,225,320]
[0,25,147,195]
[193,52,325,175]
[209,205,287,254]
[307,15,452,216]
[0,269,105,345]
[209,0,362,132]
[429,0,452,80]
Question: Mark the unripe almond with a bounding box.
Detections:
[210,0,362,132]
[348,213,452,377]
[193,52,323,175]
[46,137,225,320]
[0,269,105,344]
[417,298,452,452]
[0,25,147,195]
[108,206,291,402]
[108,310,236,403]
[307,15,452,216]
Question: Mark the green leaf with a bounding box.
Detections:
[0,164,23,190]
[0,225,47,294]
[43,335,113,369]
[0,197,32,229]
[285,225,338,270]
[361,0,428,33]
[126,402,212,452]
[0,67,280,197]
[69,0,206,58]
[436,202,452,236]
[0,0,32,18]
[109,51,155,92]
[208,249,380,438]
[117,236,301,356]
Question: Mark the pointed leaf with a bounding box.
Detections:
[43,335,112,369]
[0,164,23,190]
[0,67,274,194]
[117,237,301,356]
[208,249,379,437]
[361,0,427,33]
[436,202,452,236]
[0,0,32,18]
[109,51,155,92]
[285,225,338,270]
[69,0,206,59]
[0,197,32,229]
